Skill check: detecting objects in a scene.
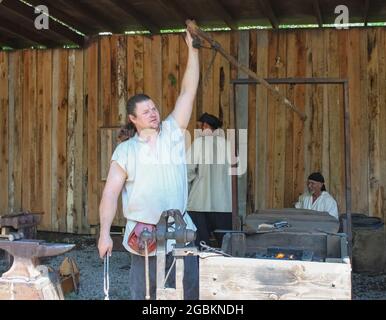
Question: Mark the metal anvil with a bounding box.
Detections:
[0,239,75,300]
[0,239,74,280]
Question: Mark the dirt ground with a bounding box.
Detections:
[1,232,386,300]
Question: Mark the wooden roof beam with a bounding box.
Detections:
[107,0,160,34]
[258,0,279,29]
[1,0,85,46]
[64,0,121,33]
[156,0,186,27]
[167,0,199,25]
[0,28,35,49]
[0,13,59,47]
[364,0,370,26]
[312,0,323,28]
[27,0,96,35]
[209,0,238,30]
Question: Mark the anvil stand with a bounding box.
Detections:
[0,239,74,300]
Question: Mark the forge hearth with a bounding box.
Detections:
[252,247,315,261]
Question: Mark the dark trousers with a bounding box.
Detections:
[128,243,199,300]
[189,211,232,248]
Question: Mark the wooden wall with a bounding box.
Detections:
[0,28,385,233]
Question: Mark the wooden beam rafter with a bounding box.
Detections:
[0,27,34,48]
[63,0,121,33]
[167,0,199,25]
[156,0,186,27]
[312,0,323,27]
[27,0,96,35]
[1,0,85,46]
[108,0,160,34]
[258,0,279,29]
[0,12,58,47]
[209,0,238,30]
[364,0,370,26]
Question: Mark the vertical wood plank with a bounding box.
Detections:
[247,30,257,214]
[303,31,313,191]
[211,32,223,119]
[67,49,84,233]
[8,51,23,214]
[326,29,341,212]
[67,50,77,233]
[216,32,231,131]
[347,29,365,214]
[51,50,59,230]
[21,50,32,211]
[236,30,249,217]
[201,32,215,116]
[291,32,306,204]
[110,35,119,125]
[0,52,8,214]
[321,32,330,191]
[359,29,370,215]
[117,35,127,125]
[86,41,99,226]
[285,31,296,207]
[110,35,127,126]
[266,30,278,208]
[7,51,15,214]
[110,36,127,227]
[367,29,381,217]
[378,29,386,221]
[335,29,348,214]
[229,31,239,133]
[34,51,44,215]
[309,30,324,174]
[144,36,162,109]
[272,31,287,208]
[51,49,68,232]
[100,36,112,127]
[29,51,38,212]
[83,42,90,232]
[256,30,269,209]
[37,50,52,229]
[127,35,144,97]
[162,34,180,119]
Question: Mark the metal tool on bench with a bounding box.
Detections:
[257,220,290,230]
[214,220,290,235]
[0,211,43,239]
[139,209,197,300]
[0,239,75,300]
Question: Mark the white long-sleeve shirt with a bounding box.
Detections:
[186,131,232,213]
[295,191,339,219]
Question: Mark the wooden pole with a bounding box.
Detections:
[186,19,307,121]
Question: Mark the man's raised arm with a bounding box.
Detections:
[171,30,200,129]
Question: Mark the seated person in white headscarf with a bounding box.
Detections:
[295,172,339,220]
